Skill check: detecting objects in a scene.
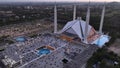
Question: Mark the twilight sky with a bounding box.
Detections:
[0,0,120,2]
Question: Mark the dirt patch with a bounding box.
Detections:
[108,39,120,56]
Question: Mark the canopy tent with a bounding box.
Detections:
[92,35,109,47]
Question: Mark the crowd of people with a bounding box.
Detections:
[2,33,86,68]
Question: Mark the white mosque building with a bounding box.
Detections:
[54,3,110,47]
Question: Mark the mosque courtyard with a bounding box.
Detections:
[1,33,98,68]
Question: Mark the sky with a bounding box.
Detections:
[0,0,120,2]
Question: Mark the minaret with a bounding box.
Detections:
[54,2,57,33]
[99,4,106,34]
[84,2,90,43]
[73,4,76,20]
[78,17,84,41]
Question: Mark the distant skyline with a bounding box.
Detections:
[0,0,120,2]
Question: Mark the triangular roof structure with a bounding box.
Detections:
[59,18,110,47]
[60,19,95,42]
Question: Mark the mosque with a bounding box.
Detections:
[1,2,110,68]
[56,3,110,47]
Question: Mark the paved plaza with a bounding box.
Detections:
[1,33,98,68]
